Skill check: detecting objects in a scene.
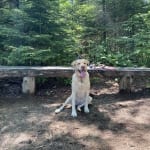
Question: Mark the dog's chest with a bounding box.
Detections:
[75,80,89,98]
[72,74,90,98]
[77,79,89,90]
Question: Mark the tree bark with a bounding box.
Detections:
[9,0,19,9]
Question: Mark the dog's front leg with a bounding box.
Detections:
[84,93,90,113]
[71,93,77,117]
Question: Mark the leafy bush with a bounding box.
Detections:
[7,46,52,65]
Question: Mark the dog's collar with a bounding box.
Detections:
[79,73,86,83]
[80,77,83,83]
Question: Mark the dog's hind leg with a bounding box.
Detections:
[55,96,71,113]
[77,103,84,112]
[88,96,92,104]
[77,96,92,112]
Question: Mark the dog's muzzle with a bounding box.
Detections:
[78,69,86,78]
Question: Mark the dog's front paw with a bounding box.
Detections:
[84,107,90,113]
[55,108,61,114]
[71,111,77,117]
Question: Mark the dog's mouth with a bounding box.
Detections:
[78,69,86,78]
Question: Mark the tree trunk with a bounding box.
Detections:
[102,0,107,43]
[9,0,19,9]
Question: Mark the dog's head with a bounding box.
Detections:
[71,59,89,78]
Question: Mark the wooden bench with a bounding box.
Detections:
[0,66,150,94]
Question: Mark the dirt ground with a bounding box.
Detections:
[0,80,150,150]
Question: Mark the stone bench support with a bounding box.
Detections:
[22,77,35,94]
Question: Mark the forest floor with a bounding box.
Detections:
[0,78,150,150]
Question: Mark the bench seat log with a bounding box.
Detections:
[0,66,150,78]
[0,66,150,94]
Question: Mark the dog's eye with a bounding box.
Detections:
[77,63,80,65]
[84,63,86,65]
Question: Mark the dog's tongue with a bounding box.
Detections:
[80,71,86,78]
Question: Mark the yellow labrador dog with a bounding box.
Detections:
[55,59,92,117]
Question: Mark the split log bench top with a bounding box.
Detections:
[0,66,150,94]
[0,66,150,77]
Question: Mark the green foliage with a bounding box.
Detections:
[7,46,52,65]
[132,49,150,67]
[0,0,150,67]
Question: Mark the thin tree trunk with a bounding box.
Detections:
[9,0,19,9]
[102,0,107,44]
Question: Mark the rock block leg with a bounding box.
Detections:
[22,77,35,94]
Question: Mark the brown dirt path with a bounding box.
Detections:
[0,82,150,150]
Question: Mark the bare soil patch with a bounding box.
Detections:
[0,80,150,150]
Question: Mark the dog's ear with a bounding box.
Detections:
[71,60,77,68]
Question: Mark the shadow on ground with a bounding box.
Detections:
[0,83,150,150]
